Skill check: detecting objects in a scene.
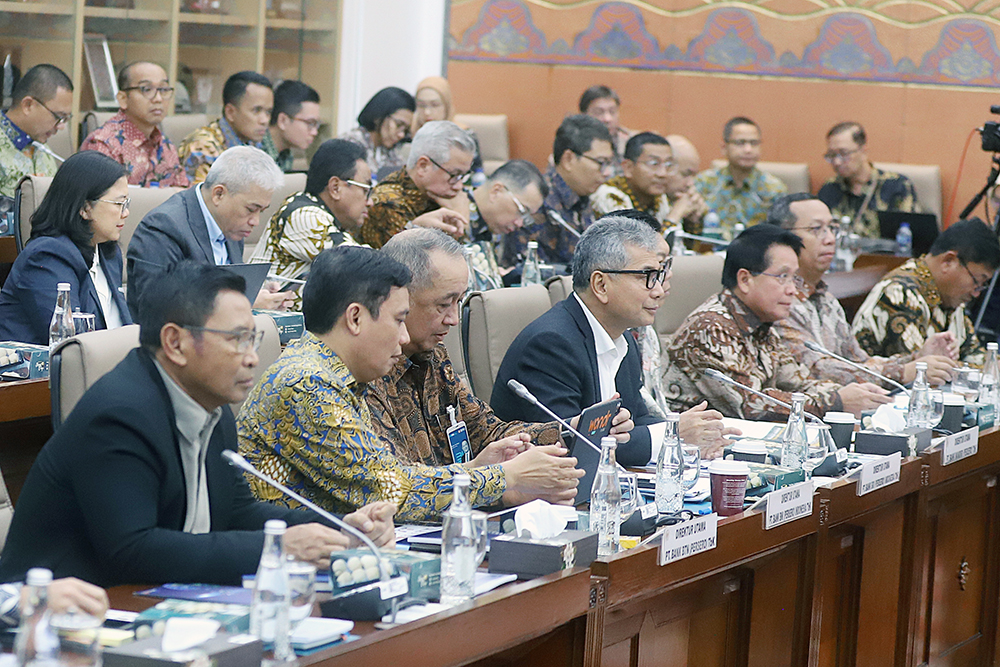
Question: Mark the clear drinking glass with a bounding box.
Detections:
[803,424,832,477]
[618,472,640,521]
[72,311,95,335]
[286,559,317,628]
[953,366,981,402]
[49,608,103,666]
[681,444,701,493]
[928,390,945,429]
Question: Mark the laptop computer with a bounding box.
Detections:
[221,262,272,304]
[878,211,939,257]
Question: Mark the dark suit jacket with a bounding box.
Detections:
[0,348,321,587]
[0,235,131,345]
[126,187,243,319]
[490,295,659,467]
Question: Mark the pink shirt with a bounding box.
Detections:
[80,112,189,188]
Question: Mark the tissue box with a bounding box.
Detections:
[972,402,995,429]
[330,548,440,600]
[854,427,931,456]
[102,631,262,667]
[0,342,49,379]
[252,309,304,345]
[488,530,598,579]
[133,600,250,635]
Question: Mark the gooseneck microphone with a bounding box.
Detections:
[31,141,65,163]
[703,368,826,425]
[803,340,910,395]
[506,379,627,471]
[663,224,730,248]
[546,210,583,239]
[222,450,393,582]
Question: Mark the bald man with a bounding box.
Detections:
[664,135,709,251]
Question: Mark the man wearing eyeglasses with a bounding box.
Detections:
[693,117,787,239]
[591,132,674,229]
[466,159,547,243]
[817,122,920,239]
[664,224,891,419]
[262,80,321,173]
[80,61,189,188]
[765,193,956,386]
[250,139,370,310]
[0,64,73,197]
[853,217,1000,365]
[359,120,473,248]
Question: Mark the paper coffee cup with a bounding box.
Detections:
[709,459,750,516]
[941,392,965,432]
[824,411,855,450]
[731,441,767,463]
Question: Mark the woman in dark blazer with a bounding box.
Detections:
[0,151,132,345]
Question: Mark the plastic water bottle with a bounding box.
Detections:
[702,211,722,240]
[250,520,294,663]
[780,393,809,468]
[907,362,931,429]
[982,343,999,413]
[655,412,683,514]
[48,282,74,352]
[521,240,542,285]
[440,473,477,606]
[896,222,913,257]
[15,568,60,666]
[591,437,622,556]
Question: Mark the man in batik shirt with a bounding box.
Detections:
[0,65,72,197]
[501,114,613,267]
[178,71,273,184]
[853,218,999,366]
[664,225,891,419]
[80,62,189,188]
[694,117,787,239]
[765,193,956,386]
[818,122,919,238]
[358,120,473,249]
[578,85,633,178]
[591,132,674,230]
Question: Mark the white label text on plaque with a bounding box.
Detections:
[659,513,718,566]
[856,452,901,496]
[942,426,979,466]
[764,481,814,530]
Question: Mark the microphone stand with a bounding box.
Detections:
[803,340,910,395]
[664,225,730,248]
[546,209,583,239]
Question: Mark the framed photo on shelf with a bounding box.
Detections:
[83,34,118,109]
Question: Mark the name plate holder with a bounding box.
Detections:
[940,426,979,467]
[761,480,814,530]
[658,513,718,566]
[853,451,902,496]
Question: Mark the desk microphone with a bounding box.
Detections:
[803,340,910,395]
[664,225,730,248]
[31,141,65,163]
[546,210,583,239]
[506,379,626,472]
[222,450,392,581]
[703,368,826,425]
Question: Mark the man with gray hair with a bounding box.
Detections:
[466,159,548,242]
[491,217,669,467]
[368,228,588,506]
[358,120,475,248]
[127,145,294,318]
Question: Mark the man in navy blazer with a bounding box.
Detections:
[0,235,131,345]
[126,145,293,320]
[0,262,394,587]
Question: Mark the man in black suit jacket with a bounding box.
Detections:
[0,262,394,588]
[126,145,293,320]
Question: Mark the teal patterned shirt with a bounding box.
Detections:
[694,164,788,239]
[236,332,506,522]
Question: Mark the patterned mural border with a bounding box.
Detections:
[448,1,1000,88]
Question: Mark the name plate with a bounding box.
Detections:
[941,426,979,466]
[659,513,718,566]
[764,480,814,530]
[856,451,901,496]
[639,501,658,520]
[378,576,408,600]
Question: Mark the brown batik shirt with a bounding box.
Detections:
[358,167,437,249]
[663,290,844,420]
[366,344,561,467]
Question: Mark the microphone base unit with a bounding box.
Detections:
[320,576,410,622]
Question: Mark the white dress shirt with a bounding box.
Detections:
[89,250,123,329]
[195,183,231,265]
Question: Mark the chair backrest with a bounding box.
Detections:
[245,172,308,261]
[461,284,551,400]
[50,324,141,429]
[14,175,50,251]
[161,113,210,147]
[442,324,468,387]
[655,254,726,338]
[230,312,281,415]
[454,113,509,176]
[545,274,573,306]
[873,162,942,223]
[711,160,811,194]
[0,466,13,551]
[80,110,117,143]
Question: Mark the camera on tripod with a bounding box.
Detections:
[981,105,1000,152]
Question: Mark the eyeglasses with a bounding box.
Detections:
[635,157,674,172]
[121,85,175,100]
[384,114,411,134]
[755,271,806,290]
[504,186,535,226]
[291,116,321,131]
[426,155,470,184]
[791,222,841,238]
[33,98,71,127]
[961,261,991,294]
[415,100,444,112]
[823,148,860,163]
[345,179,373,200]
[574,151,614,171]
[183,326,264,354]
[726,139,761,148]
[599,257,673,290]
[92,197,130,217]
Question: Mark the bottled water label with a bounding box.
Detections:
[655,476,682,514]
[591,501,620,556]
[440,544,476,605]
